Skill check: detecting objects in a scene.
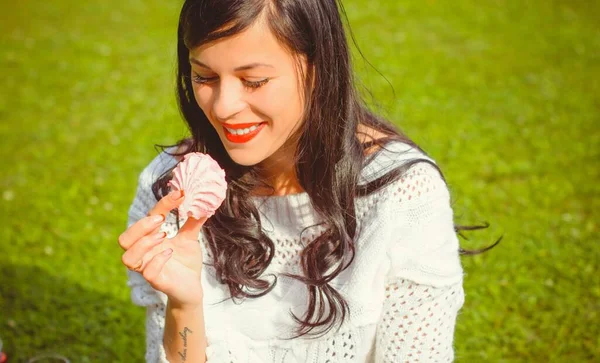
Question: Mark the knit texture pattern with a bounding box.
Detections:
[125,142,465,362]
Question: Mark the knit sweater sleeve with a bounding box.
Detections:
[374,162,465,362]
[125,151,177,363]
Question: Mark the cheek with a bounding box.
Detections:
[255,81,303,126]
[193,86,214,115]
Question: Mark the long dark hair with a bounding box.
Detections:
[151,0,500,339]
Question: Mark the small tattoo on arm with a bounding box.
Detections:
[178,327,193,362]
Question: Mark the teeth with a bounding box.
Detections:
[225,124,260,135]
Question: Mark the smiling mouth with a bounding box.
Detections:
[222,122,267,143]
[223,122,264,135]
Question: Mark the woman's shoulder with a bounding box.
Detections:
[356,130,451,217]
[360,139,436,185]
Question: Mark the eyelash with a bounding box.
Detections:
[192,74,269,89]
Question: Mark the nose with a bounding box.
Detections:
[212,78,246,122]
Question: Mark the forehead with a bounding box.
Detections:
[189,19,293,69]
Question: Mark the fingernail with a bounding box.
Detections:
[162,248,173,256]
[170,190,185,200]
[154,231,167,240]
[153,214,165,223]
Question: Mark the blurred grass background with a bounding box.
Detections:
[0,0,598,362]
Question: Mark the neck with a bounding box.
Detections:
[253,145,304,196]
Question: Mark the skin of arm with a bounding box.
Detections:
[163,299,208,363]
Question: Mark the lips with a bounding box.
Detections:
[223,122,264,130]
[222,122,266,143]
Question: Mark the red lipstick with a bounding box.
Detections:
[223,122,266,143]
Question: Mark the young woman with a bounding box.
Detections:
[118,0,496,362]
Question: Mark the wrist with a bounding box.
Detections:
[167,296,204,312]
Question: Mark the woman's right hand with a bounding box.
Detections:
[118,190,207,308]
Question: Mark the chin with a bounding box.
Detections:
[225,149,265,166]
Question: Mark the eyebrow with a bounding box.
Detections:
[189,58,275,72]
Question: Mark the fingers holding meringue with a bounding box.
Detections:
[178,216,208,242]
[147,189,186,219]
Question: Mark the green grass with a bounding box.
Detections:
[1,0,598,362]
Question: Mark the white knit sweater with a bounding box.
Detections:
[125,141,465,362]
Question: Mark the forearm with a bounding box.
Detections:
[163,299,207,363]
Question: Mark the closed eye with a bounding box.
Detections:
[243,78,269,89]
[192,73,270,89]
[192,74,218,84]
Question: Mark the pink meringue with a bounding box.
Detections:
[167,153,228,220]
